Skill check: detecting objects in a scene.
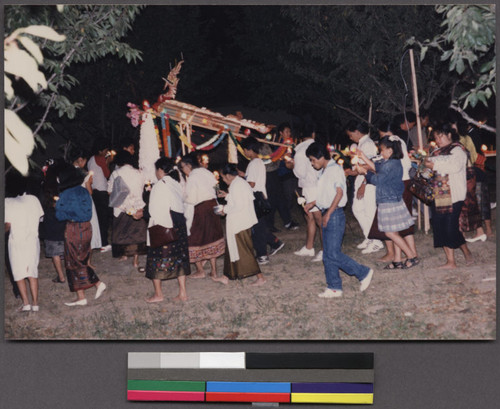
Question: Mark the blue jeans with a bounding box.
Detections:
[322,208,370,290]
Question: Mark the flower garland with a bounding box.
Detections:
[173,122,228,151]
[227,130,291,163]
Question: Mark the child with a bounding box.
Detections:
[305,142,373,298]
[357,136,419,269]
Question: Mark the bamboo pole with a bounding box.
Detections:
[409,48,430,233]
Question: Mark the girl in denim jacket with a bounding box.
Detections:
[357,136,419,269]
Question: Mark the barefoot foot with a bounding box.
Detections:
[145,295,163,303]
[437,262,457,270]
[190,271,206,279]
[211,275,229,285]
[173,294,188,302]
[250,277,266,287]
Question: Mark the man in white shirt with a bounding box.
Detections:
[345,121,383,254]
[304,142,373,298]
[291,129,323,261]
[240,137,284,266]
[87,139,113,251]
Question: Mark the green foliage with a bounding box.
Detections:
[4,5,143,154]
[416,5,495,109]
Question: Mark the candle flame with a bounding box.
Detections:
[481,144,488,152]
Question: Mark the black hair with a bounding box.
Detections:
[113,150,138,168]
[405,111,417,123]
[277,122,291,135]
[91,138,110,154]
[5,170,29,198]
[40,158,67,208]
[155,157,180,182]
[57,164,85,192]
[179,151,201,173]
[118,137,135,150]
[431,122,454,136]
[220,163,239,176]
[345,120,369,135]
[456,119,469,137]
[67,147,88,164]
[241,136,261,153]
[305,142,329,160]
[379,136,404,159]
[376,120,392,134]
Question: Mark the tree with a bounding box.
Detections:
[4,5,143,168]
[412,5,496,133]
[4,24,66,175]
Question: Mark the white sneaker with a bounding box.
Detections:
[95,282,107,299]
[100,244,112,253]
[361,240,384,254]
[356,238,370,249]
[318,288,343,298]
[65,299,87,306]
[294,246,315,257]
[360,269,374,292]
[312,250,323,262]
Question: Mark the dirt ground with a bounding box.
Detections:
[4,206,496,341]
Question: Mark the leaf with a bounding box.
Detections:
[420,46,428,61]
[4,75,14,100]
[4,109,35,175]
[17,35,44,64]
[455,58,465,74]
[16,25,66,42]
[4,48,48,92]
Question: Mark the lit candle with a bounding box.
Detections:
[430,141,437,148]
[338,158,345,166]
[481,144,488,152]
[213,171,220,180]
[53,196,59,201]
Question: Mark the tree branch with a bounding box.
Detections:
[334,104,370,125]
[32,92,57,138]
[449,104,496,134]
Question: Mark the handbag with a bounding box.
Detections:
[253,191,272,218]
[148,224,179,248]
[409,166,434,206]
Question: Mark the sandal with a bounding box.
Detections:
[403,257,420,269]
[52,276,66,283]
[383,261,404,270]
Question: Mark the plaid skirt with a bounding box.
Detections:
[378,200,414,233]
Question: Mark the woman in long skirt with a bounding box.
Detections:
[179,152,226,283]
[145,157,191,302]
[55,165,106,306]
[218,164,264,285]
[108,150,147,270]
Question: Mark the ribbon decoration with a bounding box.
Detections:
[227,130,290,163]
[173,122,228,152]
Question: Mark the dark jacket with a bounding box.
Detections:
[366,158,404,204]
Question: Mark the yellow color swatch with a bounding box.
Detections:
[291,393,373,404]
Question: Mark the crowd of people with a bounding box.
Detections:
[4,114,495,311]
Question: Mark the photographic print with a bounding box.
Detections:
[3,4,496,340]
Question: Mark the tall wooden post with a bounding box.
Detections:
[409,48,430,233]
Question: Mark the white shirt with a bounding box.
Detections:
[147,176,184,245]
[355,134,378,189]
[184,167,217,205]
[431,146,467,203]
[316,160,347,210]
[293,139,320,188]
[391,135,412,181]
[108,164,146,217]
[223,176,258,262]
[245,158,267,197]
[88,156,108,191]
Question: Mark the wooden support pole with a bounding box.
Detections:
[409,48,430,233]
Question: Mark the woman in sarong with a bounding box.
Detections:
[145,157,191,302]
[55,165,106,306]
[69,149,102,268]
[218,164,264,285]
[423,123,473,269]
[108,150,147,270]
[179,152,226,283]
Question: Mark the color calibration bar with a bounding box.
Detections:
[127,352,374,404]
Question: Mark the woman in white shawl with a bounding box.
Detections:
[218,164,264,286]
[145,157,191,302]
